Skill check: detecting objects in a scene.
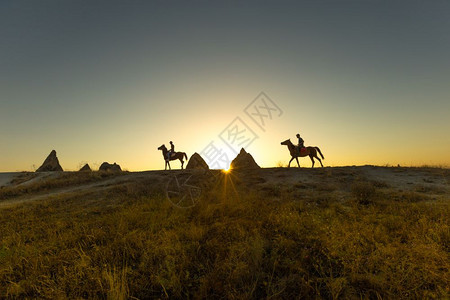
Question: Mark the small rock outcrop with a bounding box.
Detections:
[230,148,260,170]
[79,164,92,172]
[36,150,63,172]
[99,162,122,172]
[186,153,209,170]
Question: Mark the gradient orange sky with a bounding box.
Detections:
[1,1,449,171]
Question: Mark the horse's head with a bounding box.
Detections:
[281,139,291,146]
[158,144,166,151]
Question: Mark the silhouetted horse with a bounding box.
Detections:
[281,139,324,168]
[158,144,188,170]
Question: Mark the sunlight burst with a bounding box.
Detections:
[222,167,232,173]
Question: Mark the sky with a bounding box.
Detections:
[1,0,449,171]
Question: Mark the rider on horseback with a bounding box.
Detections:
[296,133,304,155]
[166,141,175,161]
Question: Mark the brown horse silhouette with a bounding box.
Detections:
[158,144,188,170]
[281,139,324,168]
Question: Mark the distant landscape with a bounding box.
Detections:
[2,1,450,299]
[0,164,448,298]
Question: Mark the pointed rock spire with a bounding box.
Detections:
[36,150,63,172]
[230,148,260,170]
[79,163,92,172]
[186,153,209,170]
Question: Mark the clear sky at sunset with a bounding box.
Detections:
[1,1,449,171]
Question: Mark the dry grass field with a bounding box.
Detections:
[0,166,448,299]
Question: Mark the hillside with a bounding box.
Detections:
[0,166,448,298]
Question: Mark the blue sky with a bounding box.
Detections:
[1,1,449,171]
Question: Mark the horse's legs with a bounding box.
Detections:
[180,159,184,170]
[295,157,300,168]
[317,156,324,167]
[288,157,294,167]
[310,155,315,168]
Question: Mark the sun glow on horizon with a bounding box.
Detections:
[222,167,232,173]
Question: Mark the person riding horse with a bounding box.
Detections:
[166,141,175,161]
[280,136,324,168]
[158,143,188,170]
[296,133,305,155]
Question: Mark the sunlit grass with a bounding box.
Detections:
[0,170,448,298]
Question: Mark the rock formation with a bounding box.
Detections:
[36,150,63,172]
[230,148,260,170]
[79,164,92,172]
[99,162,122,172]
[186,153,209,170]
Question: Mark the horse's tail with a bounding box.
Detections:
[184,153,188,161]
[315,147,325,159]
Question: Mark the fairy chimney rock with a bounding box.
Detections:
[36,150,63,172]
[99,162,122,172]
[79,163,92,172]
[230,148,260,170]
[186,153,209,170]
